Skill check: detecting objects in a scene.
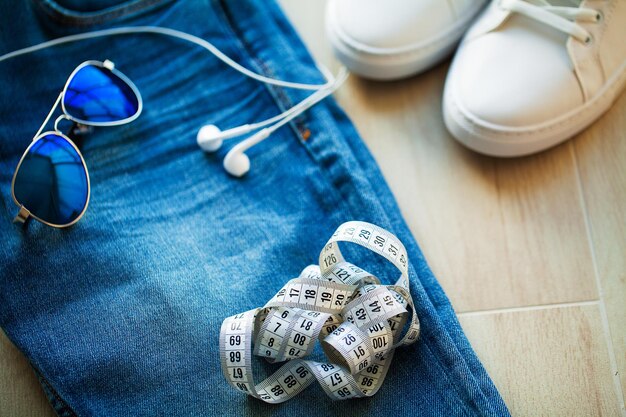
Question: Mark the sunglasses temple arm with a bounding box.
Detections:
[33,92,63,141]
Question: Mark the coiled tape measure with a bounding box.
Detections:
[219,221,420,402]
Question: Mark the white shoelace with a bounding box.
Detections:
[499,0,601,43]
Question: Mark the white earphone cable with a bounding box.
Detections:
[226,67,348,159]
[244,66,347,134]
[264,66,348,135]
[0,25,337,91]
[1,25,349,176]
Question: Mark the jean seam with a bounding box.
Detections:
[422,338,486,415]
[216,0,365,215]
[33,366,79,417]
[31,0,177,27]
[213,0,359,224]
[213,0,312,143]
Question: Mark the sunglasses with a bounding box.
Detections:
[11,59,142,228]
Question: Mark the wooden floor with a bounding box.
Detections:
[1,2,624,416]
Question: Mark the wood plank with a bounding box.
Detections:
[0,330,55,417]
[459,305,621,416]
[278,0,598,312]
[573,90,626,402]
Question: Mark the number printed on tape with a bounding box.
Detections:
[219,221,420,403]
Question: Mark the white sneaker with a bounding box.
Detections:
[325,0,488,80]
[443,0,626,157]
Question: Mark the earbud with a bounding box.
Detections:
[196,67,348,177]
[197,124,269,176]
[196,125,224,152]
[223,149,251,178]
[197,124,254,152]
[222,128,271,177]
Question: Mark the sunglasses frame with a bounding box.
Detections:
[60,60,143,127]
[11,59,142,228]
[11,131,91,228]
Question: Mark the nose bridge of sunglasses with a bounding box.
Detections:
[53,114,93,138]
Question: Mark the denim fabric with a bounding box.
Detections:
[0,0,510,416]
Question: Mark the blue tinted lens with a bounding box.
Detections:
[63,64,140,123]
[13,134,89,226]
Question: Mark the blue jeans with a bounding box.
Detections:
[0,0,510,415]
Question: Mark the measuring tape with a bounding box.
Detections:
[219,221,420,402]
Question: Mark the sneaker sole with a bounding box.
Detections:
[443,60,626,157]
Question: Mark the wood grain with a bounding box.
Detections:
[574,90,626,401]
[0,330,56,417]
[459,305,621,417]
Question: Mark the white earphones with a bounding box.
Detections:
[197,67,348,177]
[0,25,349,177]
[221,128,269,177]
